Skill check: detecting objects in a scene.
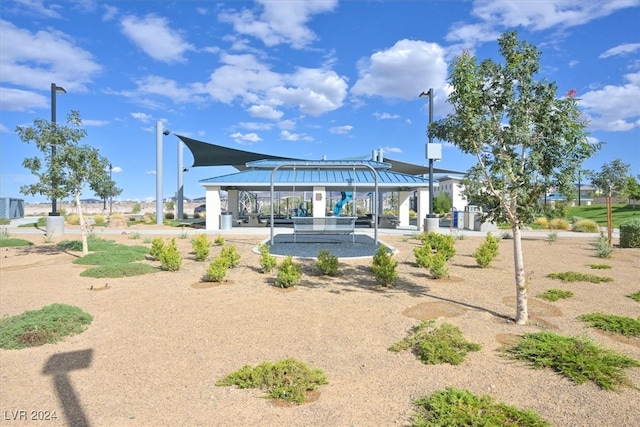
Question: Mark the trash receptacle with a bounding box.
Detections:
[220,212,233,230]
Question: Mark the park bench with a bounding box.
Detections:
[292,216,357,243]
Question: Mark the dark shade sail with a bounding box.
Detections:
[177,135,299,170]
[177,135,464,175]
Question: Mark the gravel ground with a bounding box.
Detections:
[1,229,639,427]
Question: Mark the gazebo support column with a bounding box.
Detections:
[398,190,411,227]
[205,186,222,230]
[313,186,325,217]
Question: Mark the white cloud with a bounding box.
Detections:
[218,0,338,49]
[131,112,153,123]
[0,123,9,132]
[280,130,313,142]
[373,112,400,120]
[82,119,110,127]
[580,72,640,131]
[0,87,47,111]
[351,39,448,101]
[237,121,273,131]
[447,0,640,47]
[0,20,101,95]
[230,132,262,145]
[120,14,194,63]
[110,166,123,173]
[329,125,352,135]
[247,104,283,120]
[600,43,640,58]
[13,0,63,19]
[102,5,118,22]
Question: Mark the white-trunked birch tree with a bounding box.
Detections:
[430,31,600,324]
[18,111,110,255]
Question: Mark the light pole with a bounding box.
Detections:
[50,83,66,216]
[177,139,184,220]
[419,88,442,233]
[156,121,170,225]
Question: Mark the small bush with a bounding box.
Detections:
[572,219,599,233]
[411,388,551,427]
[371,246,398,286]
[473,232,499,268]
[589,264,612,269]
[164,212,175,220]
[220,245,241,268]
[276,256,302,288]
[149,238,165,260]
[214,235,224,246]
[0,304,92,349]
[548,218,570,230]
[578,313,640,337]
[500,231,513,240]
[0,218,10,225]
[159,238,182,271]
[593,235,613,258]
[316,249,339,276]
[389,321,481,365]
[93,214,106,225]
[191,234,210,261]
[204,256,228,282]
[534,217,549,228]
[619,218,640,248]
[537,289,573,302]
[546,271,613,284]
[66,214,80,225]
[417,232,456,260]
[258,244,277,274]
[128,232,141,240]
[216,358,328,404]
[503,331,640,391]
[628,291,640,302]
[131,203,142,214]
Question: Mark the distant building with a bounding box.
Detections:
[434,175,467,211]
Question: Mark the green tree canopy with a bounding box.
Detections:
[430,31,599,324]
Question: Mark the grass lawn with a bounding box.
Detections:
[567,204,640,228]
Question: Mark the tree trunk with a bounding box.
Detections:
[75,192,89,256]
[512,225,528,324]
[606,195,613,245]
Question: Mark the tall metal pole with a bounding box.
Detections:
[156,121,163,225]
[109,163,113,214]
[177,140,184,220]
[50,83,66,216]
[427,88,434,217]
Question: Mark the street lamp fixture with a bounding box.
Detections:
[419,88,442,232]
[50,83,66,216]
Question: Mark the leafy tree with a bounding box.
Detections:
[590,159,630,243]
[430,31,599,324]
[625,175,640,208]
[17,111,110,255]
[93,173,122,211]
[433,192,452,215]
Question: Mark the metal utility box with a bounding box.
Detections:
[0,198,24,219]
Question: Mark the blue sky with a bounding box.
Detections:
[1,0,639,203]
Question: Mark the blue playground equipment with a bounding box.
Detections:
[333,191,352,216]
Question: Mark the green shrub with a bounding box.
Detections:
[389,321,481,366]
[216,358,328,404]
[220,245,241,268]
[619,218,640,248]
[537,289,573,302]
[503,331,640,391]
[159,238,182,271]
[258,244,277,274]
[214,235,224,246]
[411,388,551,427]
[150,238,165,260]
[191,234,210,261]
[546,271,613,283]
[473,232,499,268]
[593,235,613,258]
[418,232,456,260]
[164,212,175,220]
[572,219,599,233]
[534,217,549,228]
[0,304,92,349]
[316,249,339,276]
[0,218,10,225]
[204,256,228,282]
[578,313,640,337]
[589,264,612,269]
[628,291,640,302]
[276,256,302,288]
[131,202,142,214]
[371,246,398,286]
